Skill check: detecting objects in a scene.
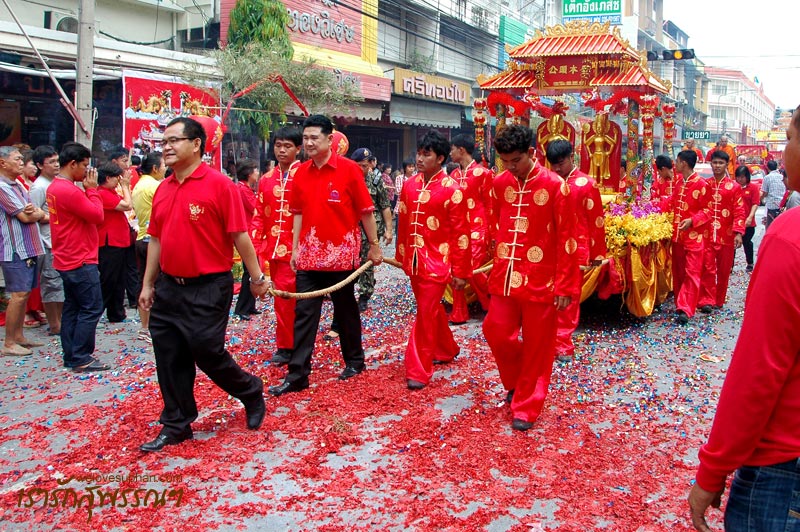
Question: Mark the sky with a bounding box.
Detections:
[662,0,800,110]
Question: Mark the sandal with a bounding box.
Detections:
[23,318,42,328]
[2,344,32,356]
[18,339,44,348]
[72,359,111,373]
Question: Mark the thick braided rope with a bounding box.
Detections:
[268,260,374,300]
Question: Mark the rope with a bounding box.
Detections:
[268,257,495,299]
[268,261,374,300]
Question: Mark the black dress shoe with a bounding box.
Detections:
[358,298,369,312]
[270,349,292,366]
[407,379,426,390]
[511,418,533,431]
[140,431,193,452]
[675,311,689,325]
[236,314,251,321]
[268,380,309,397]
[243,395,266,430]
[338,365,364,380]
[249,309,262,315]
[505,389,515,404]
[699,305,714,314]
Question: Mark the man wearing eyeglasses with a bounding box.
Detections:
[138,117,269,452]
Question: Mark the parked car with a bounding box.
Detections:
[695,163,713,180]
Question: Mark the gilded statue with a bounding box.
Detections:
[536,113,574,169]
[581,113,618,190]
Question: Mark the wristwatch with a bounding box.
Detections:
[370,238,380,245]
[252,273,267,285]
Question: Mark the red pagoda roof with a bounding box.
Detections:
[508,21,640,61]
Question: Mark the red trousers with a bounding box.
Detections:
[406,278,459,384]
[699,242,735,307]
[483,296,557,423]
[450,272,490,323]
[555,298,579,356]
[269,260,296,350]
[673,243,703,317]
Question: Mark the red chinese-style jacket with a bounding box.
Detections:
[705,176,745,245]
[396,170,472,282]
[450,160,493,267]
[250,161,300,262]
[566,169,607,266]
[670,172,711,250]
[488,162,578,302]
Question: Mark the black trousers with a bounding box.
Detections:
[124,232,139,306]
[287,270,364,384]
[149,272,262,437]
[98,244,127,322]
[233,268,256,315]
[742,226,756,265]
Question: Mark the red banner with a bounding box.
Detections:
[122,71,222,170]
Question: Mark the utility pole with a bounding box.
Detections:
[74,0,95,146]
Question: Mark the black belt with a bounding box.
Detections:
[162,271,229,286]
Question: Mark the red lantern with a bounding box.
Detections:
[330,130,349,156]
[189,115,224,155]
[641,114,654,127]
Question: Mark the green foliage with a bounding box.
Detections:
[228,0,293,59]
[212,42,361,139]
[206,0,361,139]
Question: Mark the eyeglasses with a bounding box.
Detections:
[160,137,192,147]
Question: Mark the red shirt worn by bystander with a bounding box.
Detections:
[48,177,104,270]
[148,162,247,278]
[97,187,132,247]
[236,180,256,228]
[740,182,760,227]
[695,207,800,492]
[289,152,374,271]
[488,162,578,302]
[251,161,299,263]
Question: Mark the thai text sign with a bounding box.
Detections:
[755,129,787,142]
[563,0,622,24]
[393,68,470,106]
[283,0,361,57]
[683,130,710,140]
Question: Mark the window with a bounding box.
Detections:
[712,109,727,120]
[712,84,728,96]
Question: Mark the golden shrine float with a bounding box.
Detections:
[475,20,678,317]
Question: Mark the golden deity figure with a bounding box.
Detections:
[580,113,622,193]
[536,113,576,168]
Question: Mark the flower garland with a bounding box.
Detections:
[605,201,673,255]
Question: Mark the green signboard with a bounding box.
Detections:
[562,0,622,24]
[683,130,710,140]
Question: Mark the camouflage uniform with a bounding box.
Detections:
[358,168,390,300]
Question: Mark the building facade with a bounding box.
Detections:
[705,67,775,145]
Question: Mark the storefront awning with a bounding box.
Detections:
[0,61,120,80]
[390,98,462,128]
[332,101,384,121]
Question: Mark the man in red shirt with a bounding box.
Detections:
[698,151,745,312]
[396,131,471,389]
[138,117,269,452]
[250,127,301,366]
[652,155,683,210]
[232,159,260,320]
[484,125,578,431]
[268,115,381,396]
[688,105,800,532]
[447,134,491,324]
[546,140,606,361]
[48,143,108,372]
[671,150,711,325]
[107,147,139,308]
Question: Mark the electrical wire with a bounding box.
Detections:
[98,30,174,46]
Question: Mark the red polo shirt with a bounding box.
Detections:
[290,152,374,271]
[48,177,104,270]
[148,162,247,277]
[97,187,131,247]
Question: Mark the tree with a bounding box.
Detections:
[212,0,359,139]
